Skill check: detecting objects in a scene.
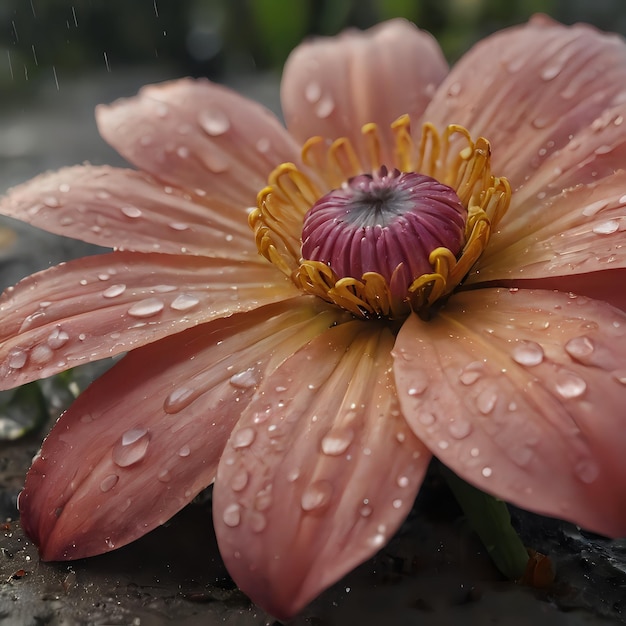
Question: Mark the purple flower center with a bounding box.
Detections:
[301,167,467,299]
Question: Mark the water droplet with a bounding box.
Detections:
[170,293,200,311]
[359,504,373,517]
[47,327,70,349]
[592,220,619,235]
[575,458,599,484]
[320,426,354,456]
[163,386,196,413]
[315,95,335,119]
[541,62,563,81]
[448,81,462,96]
[112,427,150,467]
[155,102,169,118]
[43,195,60,208]
[368,533,386,548]
[564,336,594,362]
[178,444,191,457]
[476,388,497,415]
[448,419,472,439]
[511,341,544,367]
[396,475,410,488]
[127,298,164,318]
[509,445,534,468]
[256,137,271,153]
[459,361,484,385]
[121,205,142,219]
[392,498,403,509]
[198,108,230,136]
[437,439,449,450]
[231,427,256,449]
[254,485,273,511]
[418,411,436,426]
[168,221,189,231]
[555,370,587,399]
[222,503,242,527]
[229,368,259,389]
[230,467,249,492]
[157,468,171,483]
[59,183,71,193]
[176,146,190,159]
[301,480,333,512]
[100,474,119,492]
[305,81,321,103]
[286,467,300,482]
[249,511,267,533]
[30,344,53,364]
[470,447,480,457]
[481,466,493,478]
[102,284,127,298]
[7,349,27,370]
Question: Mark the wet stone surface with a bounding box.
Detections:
[1,72,625,625]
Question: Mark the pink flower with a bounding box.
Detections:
[2,15,626,619]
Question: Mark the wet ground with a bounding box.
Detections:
[0,70,625,625]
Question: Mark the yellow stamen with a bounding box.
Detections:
[249,118,511,319]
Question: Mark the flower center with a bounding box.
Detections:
[301,167,466,302]
[250,116,511,319]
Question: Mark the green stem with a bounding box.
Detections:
[441,465,529,579]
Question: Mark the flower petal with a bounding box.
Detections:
[0,251,298,388]
[20,297,344,561]
[96,78,302,207]
[393,288,626,538]
[425,15,626,193]
[214,321,430,619]
[281,19,447,166]
[0,165,255,258]
[468,169,626,283]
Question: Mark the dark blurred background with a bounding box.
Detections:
[2,0,626,98]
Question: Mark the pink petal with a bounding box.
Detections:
[96,78,302,207]
[20,297,344,561]
[467,169,626,283]
[393,287,626,538]
[0,165,255,258]
[424,15,626,193]
[281,19,447,167]
[0,251,298,388]
[214,321,430,619]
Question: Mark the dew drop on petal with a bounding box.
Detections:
[459,361,484,385]
[198,108,230,136]
[418,411,436,426]
[178,444,191,457]
[8,349,27,370]
[564,336,594,362]
[249,511,267,533]
[575,458,600,484]
[230,467,249,492]
[170,294,200,311]
[254,485,273,511]
[511,341,544,367]
[102,284,127,298]
[229,368,259,389]
[301,480,333,512]
[315,95,335,119]
[397,475,410,488]
[392,498,403,509]
[112,427,150,467]
[127,298,164,318]
[121,205,142,219]
[448,419,472,440]
[158,468,172,483]
[100,474,119,493]
[231,427,256,450]
[476,388,498,415]
[222,503,242,528]
[359,504,373,517]
[555,370,587,399]
[30,344,53,364]
[305,81,321,103]
[47,327,70,349]
[163,386,195,414]
[481,466,493,478]
[320,426,354,456]
[592,220,619,235]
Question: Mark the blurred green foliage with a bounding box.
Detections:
[1,0,626,92]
